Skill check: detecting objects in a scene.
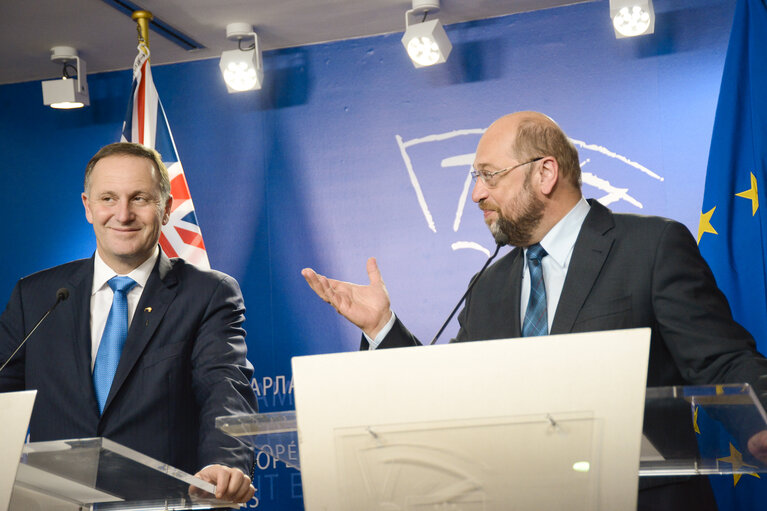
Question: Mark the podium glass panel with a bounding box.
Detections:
[220,384,767,481]
[217,411,300,470]
[641,383,767,477]
[13,437,235,510]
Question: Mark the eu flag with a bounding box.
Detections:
[698,0,767,508]
[699,0,767,353]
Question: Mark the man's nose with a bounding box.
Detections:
[114,201,134,222]
[471,178,488,203]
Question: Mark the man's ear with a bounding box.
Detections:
[162,195,173,225]
[82,193,94,225]
[539,157,559,196]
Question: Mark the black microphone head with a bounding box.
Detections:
[56,288,70,302]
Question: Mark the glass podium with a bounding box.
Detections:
[218,411,300,470]
[640,384,767,476]
[11,437,236,510]
[217,384,767,477]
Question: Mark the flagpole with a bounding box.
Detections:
[131,10,153,55]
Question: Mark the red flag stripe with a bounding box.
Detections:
[137,60,147,144]
[159,232,179,257]
[170,174,191,213]
[174,226,206,249]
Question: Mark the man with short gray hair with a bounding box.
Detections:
[0,142,257,504]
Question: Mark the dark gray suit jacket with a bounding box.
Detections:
[367,199,767,392]
[363,200,767,506]
[0,251,257,476]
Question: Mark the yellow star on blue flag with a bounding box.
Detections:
[735,172,759,216]
[698,206,718,244]
[717,443,761,487]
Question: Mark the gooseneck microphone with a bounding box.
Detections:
[430,244,503,345]
[0,288,70,374]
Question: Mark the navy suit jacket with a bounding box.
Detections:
[0,251,257,475]
[367,200,767,393]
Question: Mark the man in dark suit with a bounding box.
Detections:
[0,142,257,503]
[302,111,767,510]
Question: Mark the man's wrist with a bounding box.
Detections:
[364,311,396,349]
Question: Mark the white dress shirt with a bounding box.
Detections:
[367,197,591,348]
[90,247,158,369]
[519,197,590,330]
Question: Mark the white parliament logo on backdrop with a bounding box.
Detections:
[396,129,663,255]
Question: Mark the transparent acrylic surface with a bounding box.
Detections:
[217,383,767,484]
[641,384,767,476]
[14,437,235,510]
[333,413,598,511]
[216,411,300,470]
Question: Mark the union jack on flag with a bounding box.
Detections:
[121,43,210,269]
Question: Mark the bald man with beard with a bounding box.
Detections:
[303,111,767,510]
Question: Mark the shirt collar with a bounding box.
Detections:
[529,196,590,269]
[92,246,159,295]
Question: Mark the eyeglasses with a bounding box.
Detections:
[470,157,544,188]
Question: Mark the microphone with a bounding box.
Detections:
[430,244,503,345]
[0,288,70,374]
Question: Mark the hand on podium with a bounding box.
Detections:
[191,464,255,503]
[747,430,767,465]
[302,257,393,339]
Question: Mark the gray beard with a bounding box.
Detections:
[489,191,544,247]
[489,219,510,245]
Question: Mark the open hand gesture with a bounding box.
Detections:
[302,257,392,338]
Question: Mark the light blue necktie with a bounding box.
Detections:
[522,243,548,337]
[93,276,137,414]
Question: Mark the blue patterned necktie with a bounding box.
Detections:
[93,276,137,414]
[522,243,548,337]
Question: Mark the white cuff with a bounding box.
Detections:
[363,311,396,350]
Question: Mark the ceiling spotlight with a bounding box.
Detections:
[41,46,89,109]
[610,0,655,38]
[220,22,263,93]
[402,0,452,68]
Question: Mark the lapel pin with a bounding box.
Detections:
[144,307,152,313]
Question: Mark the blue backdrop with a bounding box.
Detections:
[0,0,743,508]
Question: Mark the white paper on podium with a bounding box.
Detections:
[0,390,36,511]
[293,328,650,511]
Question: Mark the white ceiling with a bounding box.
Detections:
[0,0,590,85]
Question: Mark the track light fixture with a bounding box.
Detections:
[609,0,655,38]
[41,46,89,109]
[220,23,263,93]
[402,0,452,68]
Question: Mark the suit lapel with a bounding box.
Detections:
[67,258,97,409]
[102,253,178,414]
[467,248,523,341]
[551,200,615,334]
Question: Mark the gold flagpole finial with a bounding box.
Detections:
[132,10,154,50]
